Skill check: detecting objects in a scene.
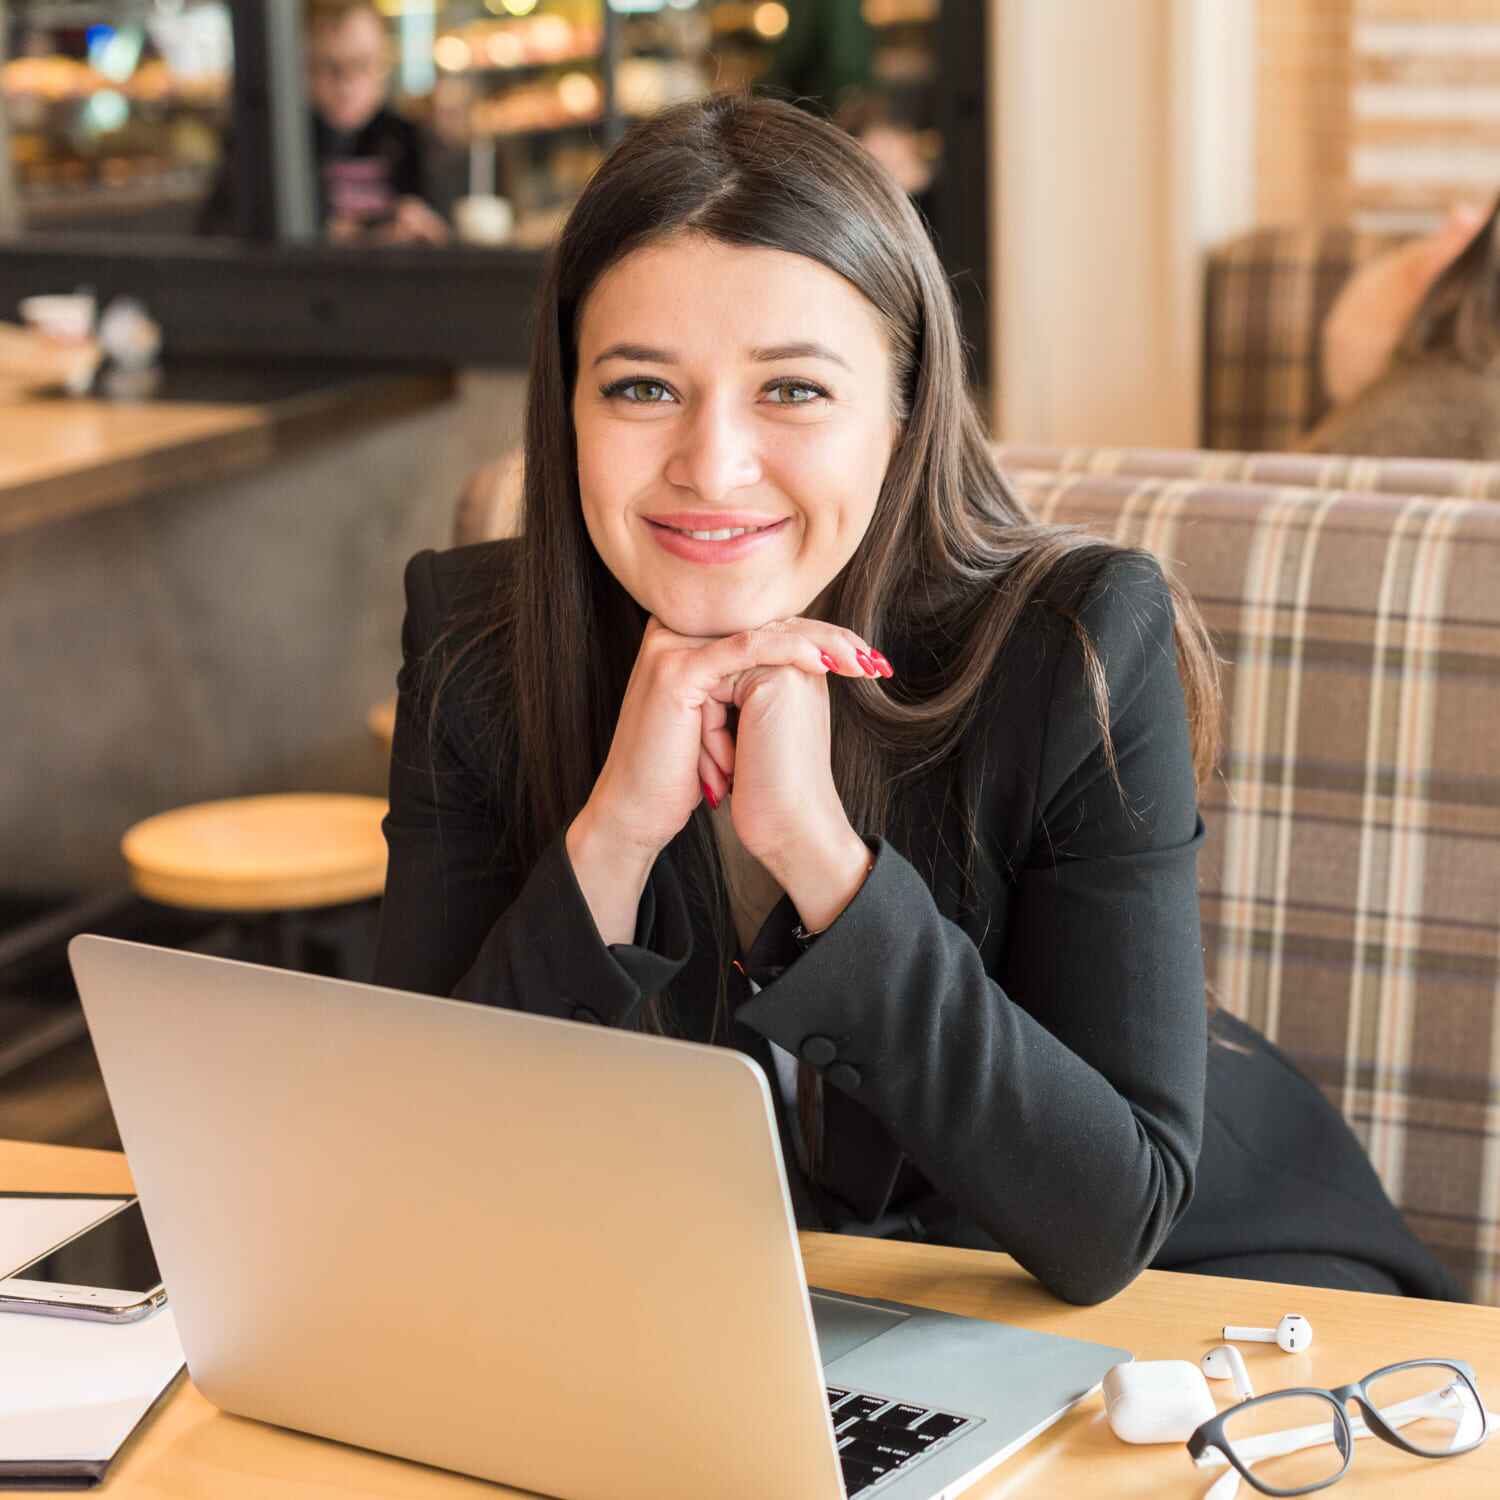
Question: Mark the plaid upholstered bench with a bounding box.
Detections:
[448,443,1500,1303]
[999,445,1500,502]
[1005,455,1500,1305]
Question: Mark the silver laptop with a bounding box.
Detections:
[68,935,1129,1500]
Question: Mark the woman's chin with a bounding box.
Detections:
[647,589,810,642]
[656,608,765,641]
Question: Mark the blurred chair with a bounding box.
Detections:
[368,446,525,756]
[452,445,524,547]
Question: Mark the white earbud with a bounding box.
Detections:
[1222,1314,1313,1354]
[1201,1344,1256,1399]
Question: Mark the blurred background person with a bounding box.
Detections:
[200,0,447,246]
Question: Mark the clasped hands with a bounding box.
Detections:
[566,616,890,945]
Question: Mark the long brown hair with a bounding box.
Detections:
[448,94,1221,1177]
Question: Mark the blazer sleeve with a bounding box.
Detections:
[736,553,1207,1304]
[372,548,692,1020]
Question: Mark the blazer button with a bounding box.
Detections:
[572,1006,602,1024]
[827,1063,862,1092]
[800,1035,838,1067]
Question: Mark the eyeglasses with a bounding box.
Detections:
[1186,1358,1496,1498]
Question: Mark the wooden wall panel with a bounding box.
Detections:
[1256,0,1355,224]
[1256,1,1500,231]
[1350,2,1500,231]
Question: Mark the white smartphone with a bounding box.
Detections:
[0,1198,166,1323]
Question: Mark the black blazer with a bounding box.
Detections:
[374,541,1460,1306]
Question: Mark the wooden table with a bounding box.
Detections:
[0,365,454,538]
[5,1140,1498,1498]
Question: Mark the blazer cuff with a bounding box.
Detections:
[735,835,900,1091]
[609,850,694,1003]
[457,832,691,1026]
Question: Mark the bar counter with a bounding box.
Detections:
[1,363,526,896]
[0,365,455,538]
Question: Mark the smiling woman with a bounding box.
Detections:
[372,93,1460,1309]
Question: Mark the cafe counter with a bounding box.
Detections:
[0,366,456,539]
[0,363,526,895]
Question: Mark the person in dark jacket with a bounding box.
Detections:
[374,94,1459,1307]
[199,0,446,244]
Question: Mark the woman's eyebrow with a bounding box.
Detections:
[593,343,673,367]
[590,340,852,371]
[750,341,852,371]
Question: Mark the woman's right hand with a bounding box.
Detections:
[564,616,881,944]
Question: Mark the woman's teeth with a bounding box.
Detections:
[668,524,771,541]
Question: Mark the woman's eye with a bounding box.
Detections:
[765,380,827,406]
[604,379,674,404]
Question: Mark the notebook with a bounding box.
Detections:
[0,1195,184,1489]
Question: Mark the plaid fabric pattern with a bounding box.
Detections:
[998,445,1500,502]
[1201,227,1399,453]
[1012,466,1500,1305]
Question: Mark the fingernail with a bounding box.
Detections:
[855,650,878,677]
[819,650,836,672]
[871,650,894,679]
[701,780,719,810]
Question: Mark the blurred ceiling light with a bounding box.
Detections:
[558,71,602,117]
[863,0,936,21]
[502,0,541,14]
[750,3,786,40]
[532,15,572,51]
[88,25,146,83]
[487,32,525,66]
[753,4,789,40]
[434,35,473,72]
[81,88,130,134]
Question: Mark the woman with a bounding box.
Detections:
[375,95,1457,1305]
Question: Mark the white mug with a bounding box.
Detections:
[453,195,514,247]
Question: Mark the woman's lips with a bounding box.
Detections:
[644,516,791,564]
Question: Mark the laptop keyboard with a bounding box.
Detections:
[826,1386,976,1496]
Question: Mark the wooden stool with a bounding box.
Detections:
[120,794,389,973]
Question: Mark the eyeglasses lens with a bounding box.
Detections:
[1364,1362,1484,1456]
[1221,1393,1348,1494]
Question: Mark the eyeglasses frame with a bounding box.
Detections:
[1185,1357,1486,1497]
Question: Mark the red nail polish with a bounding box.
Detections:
[872,650,894,678]
[856,650,878,677]
[819,651,836,671]
[701,780,719,810]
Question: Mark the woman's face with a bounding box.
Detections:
[572,234,901,638]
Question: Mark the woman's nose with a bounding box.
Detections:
[663,398,763,501]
